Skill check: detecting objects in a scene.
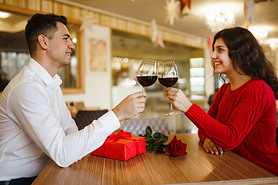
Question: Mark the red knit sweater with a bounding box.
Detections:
[185,78,278,175]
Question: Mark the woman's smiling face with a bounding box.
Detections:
[211,38,235,76]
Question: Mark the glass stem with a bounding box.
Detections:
[170,104,173,112]
[140,87,145,116]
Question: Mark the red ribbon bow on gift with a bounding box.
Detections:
[107,130,132,142]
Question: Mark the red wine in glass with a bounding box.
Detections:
[136,59,157,91]
[137,76,158,87]
[136,59,157,116]
[158,77,178,87]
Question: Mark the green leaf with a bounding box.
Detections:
[146,126,152,135]
[154,145,166,153]
[162,135,168,142]
[145,135,154,142]
[139,125,169,154]
[148,144,154,150]
[153,132,161,139]
[153,132,168,142]
[153,139,161,145]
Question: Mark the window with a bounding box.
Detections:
[189,58,204,99]
[0,9,83,93]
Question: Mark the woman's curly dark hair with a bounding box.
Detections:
[212,27,278,98]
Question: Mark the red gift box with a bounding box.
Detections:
[91,130,146,161]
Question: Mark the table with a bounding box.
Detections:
[32,134,277,185]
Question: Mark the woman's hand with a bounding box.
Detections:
[166,87,192,113]
[203,138,224,155]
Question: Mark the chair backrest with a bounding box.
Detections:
[120,117,170,136]
[74,110,108,130]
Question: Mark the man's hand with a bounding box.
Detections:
[112,91,146,122]
[203,137,224,155]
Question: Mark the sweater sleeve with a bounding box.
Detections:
[186,84,267,150]
[197,88,222,142]
[206,88,223,119]
[197,129,206,142]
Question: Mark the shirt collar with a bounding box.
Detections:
[27,58,62,90]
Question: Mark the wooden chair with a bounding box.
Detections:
[66,101,85,118]
[74,110,108,130]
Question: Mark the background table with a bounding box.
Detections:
[32,134,277,185]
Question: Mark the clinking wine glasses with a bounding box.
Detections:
[158,61,179,116]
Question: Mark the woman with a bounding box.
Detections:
[166,27,278,175]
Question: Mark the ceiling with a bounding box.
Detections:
[112,30,202,61]
[1,0,277,63]
[0,7,201,62]
[60,0,278,40]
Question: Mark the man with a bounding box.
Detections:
[0,13,146,184]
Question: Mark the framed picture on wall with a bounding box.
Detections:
[85,24,110,73]
[89,38,107,72]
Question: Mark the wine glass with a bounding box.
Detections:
[136,59,157,116]
[136,59,158,92]
[158,61,179,116]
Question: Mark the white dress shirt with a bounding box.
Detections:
[0,58,120,181]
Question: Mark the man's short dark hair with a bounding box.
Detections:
[25,13,67,56]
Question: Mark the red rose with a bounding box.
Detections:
[166,136,187,157]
